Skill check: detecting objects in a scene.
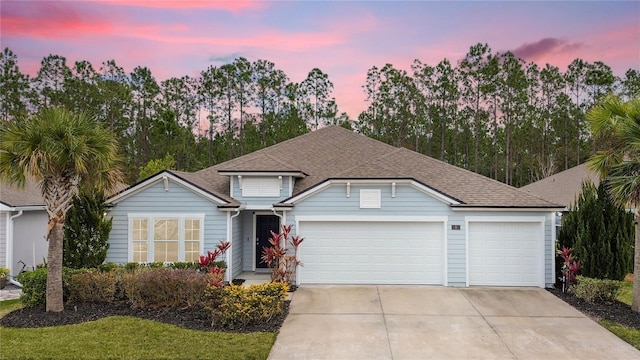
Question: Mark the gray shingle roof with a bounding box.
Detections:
[194,126,560,208]
[520,163,600,208]
[0,180,45,207]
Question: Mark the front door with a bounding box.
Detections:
[255,215,280,269]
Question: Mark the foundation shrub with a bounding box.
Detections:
[122,269,212,309]
[212,282,288,328]
[17,267,88,307]
[68,270,120,303]
[572,276,623,304]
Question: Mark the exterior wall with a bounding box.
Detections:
[230,175,292,206]
[287,183,555,287]
[231,212,243,278]
[0,213,7,268]
[241,211,254,271]
[106,179,226,264]
[12,211,48,275]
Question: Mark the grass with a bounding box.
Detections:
[617,280,633,306]
[0,300,276,360]
[599,278,639,350]
[600,319,640,350]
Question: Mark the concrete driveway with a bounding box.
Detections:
[268,286,640,360]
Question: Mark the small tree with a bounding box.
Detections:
[137,154,176,181]
[63,193,112,269]
[557,181,634,280]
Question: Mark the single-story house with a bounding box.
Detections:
[106,126,563,287]
[520,163,600,209]
[0,180,49,282]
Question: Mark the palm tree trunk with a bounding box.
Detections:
[46,221,64,312]
[633,210,640,312]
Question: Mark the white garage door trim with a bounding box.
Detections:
[295,216,447,286]
[465,216,546,288]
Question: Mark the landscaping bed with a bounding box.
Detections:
[0,299,290,333]
[548,287,640,329]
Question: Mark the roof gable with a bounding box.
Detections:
[107,170,233,206]
[520,163,600,208]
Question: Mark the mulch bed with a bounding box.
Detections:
[548,287,640,329]
[0,300,290,333]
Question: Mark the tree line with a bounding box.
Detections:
[1,44,638,186]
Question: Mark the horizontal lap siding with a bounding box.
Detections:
[231,214,243,278]
[106,180,226,264]
[0,213,6,267]
[289,184,462,285]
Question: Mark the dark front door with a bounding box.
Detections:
[256,215,280,269]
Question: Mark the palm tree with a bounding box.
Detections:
[0,108,122,312]
[587,95,640,311]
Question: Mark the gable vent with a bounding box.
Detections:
[242,177,280,197]
[360,189,381,209]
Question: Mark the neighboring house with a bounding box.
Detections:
[0,180,48,281]
[106,126,563,288]
[520,163,600,209]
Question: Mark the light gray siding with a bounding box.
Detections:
[106,179,227,264]
[287,183,555,287]
[241,211,254,271]
[0,213,7,268]
[230,175,292,206]
[231,212,243,278]
[12,211,48,275]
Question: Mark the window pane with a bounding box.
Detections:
[133,241,147,262]
[185,241,200,262]
[133,219,148,240]
[184,219,200,241]
[154,241,178,262]
[154,219,178,241]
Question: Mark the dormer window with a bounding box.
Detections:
[242,177,280,197]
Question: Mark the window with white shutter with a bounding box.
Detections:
[241,177,280,197]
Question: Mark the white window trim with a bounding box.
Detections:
[127,213,205,263]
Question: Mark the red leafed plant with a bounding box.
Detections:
[261,225,304,286]
[556,246,581,292]
[199,240,230,288]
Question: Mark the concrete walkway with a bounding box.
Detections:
[0,284,22,301]
[269,286,640,360]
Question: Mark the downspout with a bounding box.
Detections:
[226,209,241,282]
[8,210,24,286]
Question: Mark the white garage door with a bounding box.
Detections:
[298,221,444,284]
[468,222,543,287]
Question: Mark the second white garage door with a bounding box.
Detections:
[468,221,543,287]
[298,221,445,285]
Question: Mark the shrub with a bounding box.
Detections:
[63,192,112,269]
[68,270,119,303]
[261,225,304,286]
[18,267,87,307]
[122,269,214,309]
[572,276,623,304]
[212,282,288,328]
[557,181,634,281]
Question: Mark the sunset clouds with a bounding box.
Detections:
[2,0,638,117]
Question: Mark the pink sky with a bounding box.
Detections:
[2,0,638,118]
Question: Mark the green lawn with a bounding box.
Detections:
[599,280,640,350]
[600,320,640,350]
[617,281,633,306]
[0,300,276,360]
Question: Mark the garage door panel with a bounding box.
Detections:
[299,221,444,285]
[469,222,542,287]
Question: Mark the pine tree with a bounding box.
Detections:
[63,193,112,269]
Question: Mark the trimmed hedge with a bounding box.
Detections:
[572,276,623,304]
[212,282,288,328]
[17,267,88,307]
